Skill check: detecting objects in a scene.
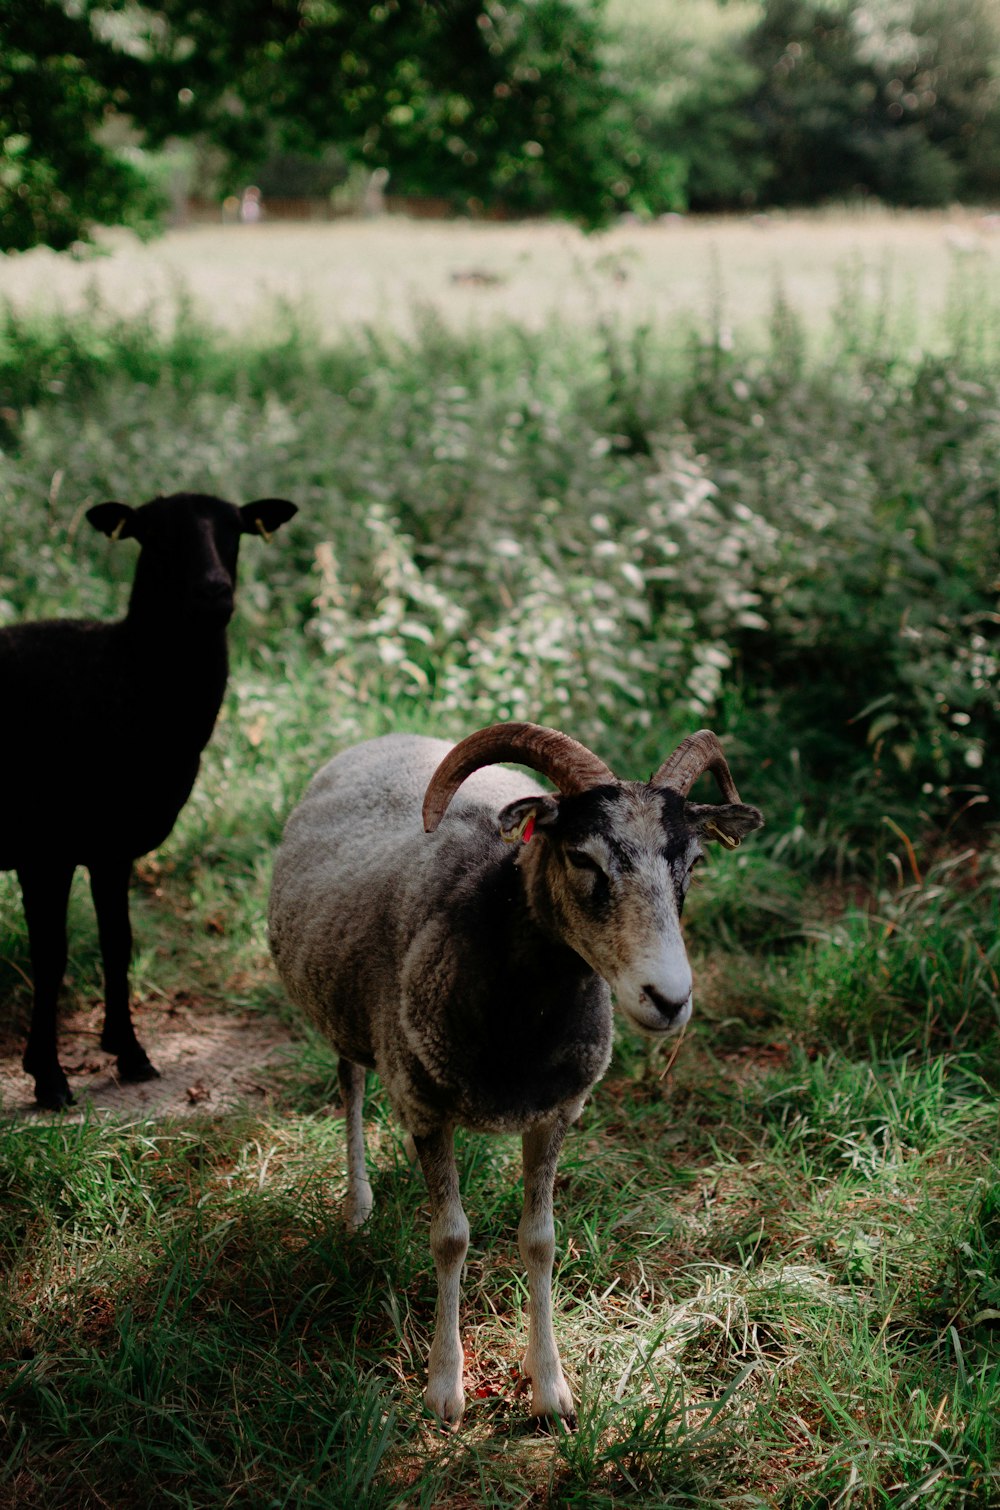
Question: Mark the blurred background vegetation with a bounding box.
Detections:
[4,0,1000,251]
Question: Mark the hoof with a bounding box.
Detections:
[115,1047,160,1083]
[24,1050,74,1109]
[424,1386,465,1429]
[33,1075,75,1110]
[520,1357,576,1428]
[534,1408,578,1434]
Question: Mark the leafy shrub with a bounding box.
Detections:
[311,442,776,751]
[0,291,996,820]
[681,316,1000,807]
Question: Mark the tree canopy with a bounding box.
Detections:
[1,0,673,251]
[624,0,1000,211]
[741,0,1000,207]
[1,0,163,250]
[3,0,999,252]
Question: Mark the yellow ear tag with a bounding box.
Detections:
[705,820,739,850]
[110,517,126,542]
[255,518,273,544]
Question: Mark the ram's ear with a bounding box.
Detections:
[87,501,139,541]
[498,794,559,845]
[686,801,764,850]
[240,498,298,542]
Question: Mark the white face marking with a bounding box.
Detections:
[543,789,702,1038]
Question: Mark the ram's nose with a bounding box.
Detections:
[640,983,691,1028]
[620,977,692,1037]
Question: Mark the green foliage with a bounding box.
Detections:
[793,845,1000,1066]
[741,0,1000,207]
[1,288,996,819]
[948,1180,1000,1332]
[611,0,1000,210]
[9,0,1000,249]
[143,0,672,223]
[1,0,670,249]
[607,0,770,211]
[680,308,1000,809]
[757,1049,992,1179]
[0,0,165,251]
[0,1115,405,1508]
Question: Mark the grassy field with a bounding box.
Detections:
[2,209,1000,350]
[0,215,998,1508]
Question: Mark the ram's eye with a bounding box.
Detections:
[566,848,601,872]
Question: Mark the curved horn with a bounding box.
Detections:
[653,729,743,803]
[423,722,615,833]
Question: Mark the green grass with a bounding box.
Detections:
[1,265,998,1506]
[2,1043,996,1505]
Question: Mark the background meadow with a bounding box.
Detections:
[0,217,998,1508]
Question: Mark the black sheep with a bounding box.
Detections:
[0,491,297,1108]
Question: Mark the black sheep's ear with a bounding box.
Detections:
[240,498,298,543]
[87,501,139,541]
[498,794,559,845]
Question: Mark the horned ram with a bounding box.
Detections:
[268,721,763,1425]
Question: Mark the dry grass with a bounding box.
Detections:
[2,207,999,347]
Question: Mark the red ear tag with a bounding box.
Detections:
[522,815,535,843]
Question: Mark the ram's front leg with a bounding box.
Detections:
[414,1125,469,1426]
[338,1058,373,1229]
[519,1113,575,1424]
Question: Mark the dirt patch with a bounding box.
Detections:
[0,995,300,1120]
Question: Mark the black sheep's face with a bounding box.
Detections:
[88,493,298,627]
[145,496,243,625]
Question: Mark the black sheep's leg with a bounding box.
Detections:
[89,857,158,1082]
[18,860,76,1109]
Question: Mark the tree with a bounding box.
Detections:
[742,0,1000,206]
[604,0,767,213]
[0,0,671,251]
[0,0,163,251]
[610,0,1000,213]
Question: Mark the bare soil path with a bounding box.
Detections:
[0,996,298,1120]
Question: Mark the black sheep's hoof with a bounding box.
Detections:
[116,1046,160,1083]
[34,1075,75,1110]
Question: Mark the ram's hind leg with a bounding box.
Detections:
[414,1126,469,1427]
[519,1113,575,1424]
[338,1058,373,1229]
